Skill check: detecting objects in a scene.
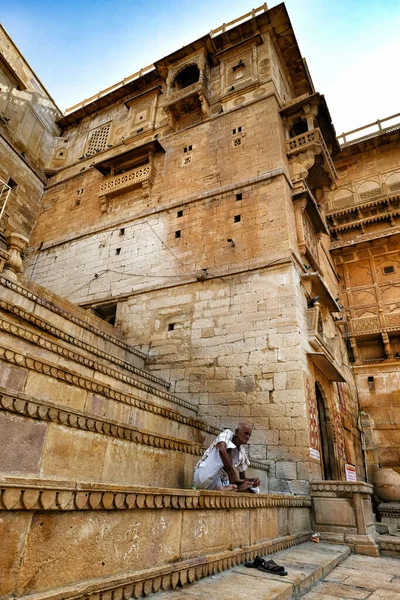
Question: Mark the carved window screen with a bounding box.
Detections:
[86,123,111,154]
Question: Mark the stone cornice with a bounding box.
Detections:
[0,276,147,360]
[2,532,310,600]
[0,347,218,436]
[0,477,311,511]
[310,481,373,495]
[0,387,202,457]
[0,307,202,414]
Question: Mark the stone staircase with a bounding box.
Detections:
[1,272,310,600]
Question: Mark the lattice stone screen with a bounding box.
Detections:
[86,123,111,154]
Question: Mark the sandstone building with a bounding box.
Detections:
[0,3,399,599]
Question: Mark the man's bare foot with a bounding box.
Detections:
[216,484,237,491]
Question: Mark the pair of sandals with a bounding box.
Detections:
[244,555,288,576]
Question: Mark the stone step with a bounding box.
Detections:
[0,386,268,488]
[0,275,149,370]
[0,306,170,391]
[148,542,350,600]
[0,310,197,416]
[0,479,312,600]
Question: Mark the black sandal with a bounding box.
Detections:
[244,555,288,576]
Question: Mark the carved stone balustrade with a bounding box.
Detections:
[286,127,338,186]
[98,164,152,211]
[349,311,400,336]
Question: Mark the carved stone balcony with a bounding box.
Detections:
[286,128,337,188]
[306,305,345,382]
[98,163,152,205]
[349,311,400,336]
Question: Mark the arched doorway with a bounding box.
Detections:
[315,383,334,480]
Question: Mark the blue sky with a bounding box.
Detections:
[2,0,399,133]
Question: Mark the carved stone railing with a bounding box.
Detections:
[327,169,400,214]
[306,306,337,358]
[350,311,400,335]
[164,81,210,107]
[286,127,337,181]
[337,112,400,147]
[98,163,152,200]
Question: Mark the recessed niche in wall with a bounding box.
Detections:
[168,323,175,331]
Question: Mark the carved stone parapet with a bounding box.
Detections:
[0,478,310,511]
[3,232,28,280]
[311,480,379,556]
[98,163,153,211]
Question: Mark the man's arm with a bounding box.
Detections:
[216,441,244,483]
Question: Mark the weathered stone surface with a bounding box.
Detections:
[0,413,46,474]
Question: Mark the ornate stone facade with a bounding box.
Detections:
[1,3,400,599]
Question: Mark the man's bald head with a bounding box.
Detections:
[233,422,253,446]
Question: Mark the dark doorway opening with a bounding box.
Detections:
[315,383,334,480]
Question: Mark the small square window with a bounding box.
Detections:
[383,265,395,275]
[75,199,81,207]
[183,145,193,153]
[177,210,184,218]
[120,228,125,235]
[234,215,241,223]
[7,177,18,189]
[236,193,242,201]
[175,230,181,239]
[116,248,121,255]
[168,323,175,331]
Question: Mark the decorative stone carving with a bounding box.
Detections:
[3,232,28,280]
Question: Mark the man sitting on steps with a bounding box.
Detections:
[193,422,261,492]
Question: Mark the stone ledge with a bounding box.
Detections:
[310,481,373,495]
[0,478,311,511]
[0,309,199,412]
[0,386,202,458]
[0,387,268,474]
[0,276,147,359]
[0,346,216,434]
[378,534,400,557]
[7,533,311,600]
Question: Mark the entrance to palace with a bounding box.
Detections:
[315,383,334,479]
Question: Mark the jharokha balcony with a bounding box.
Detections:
[286,127,338,184]
[98,164,152,198]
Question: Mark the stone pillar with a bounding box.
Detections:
[3,232,29,281]
[311,481,379,556]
